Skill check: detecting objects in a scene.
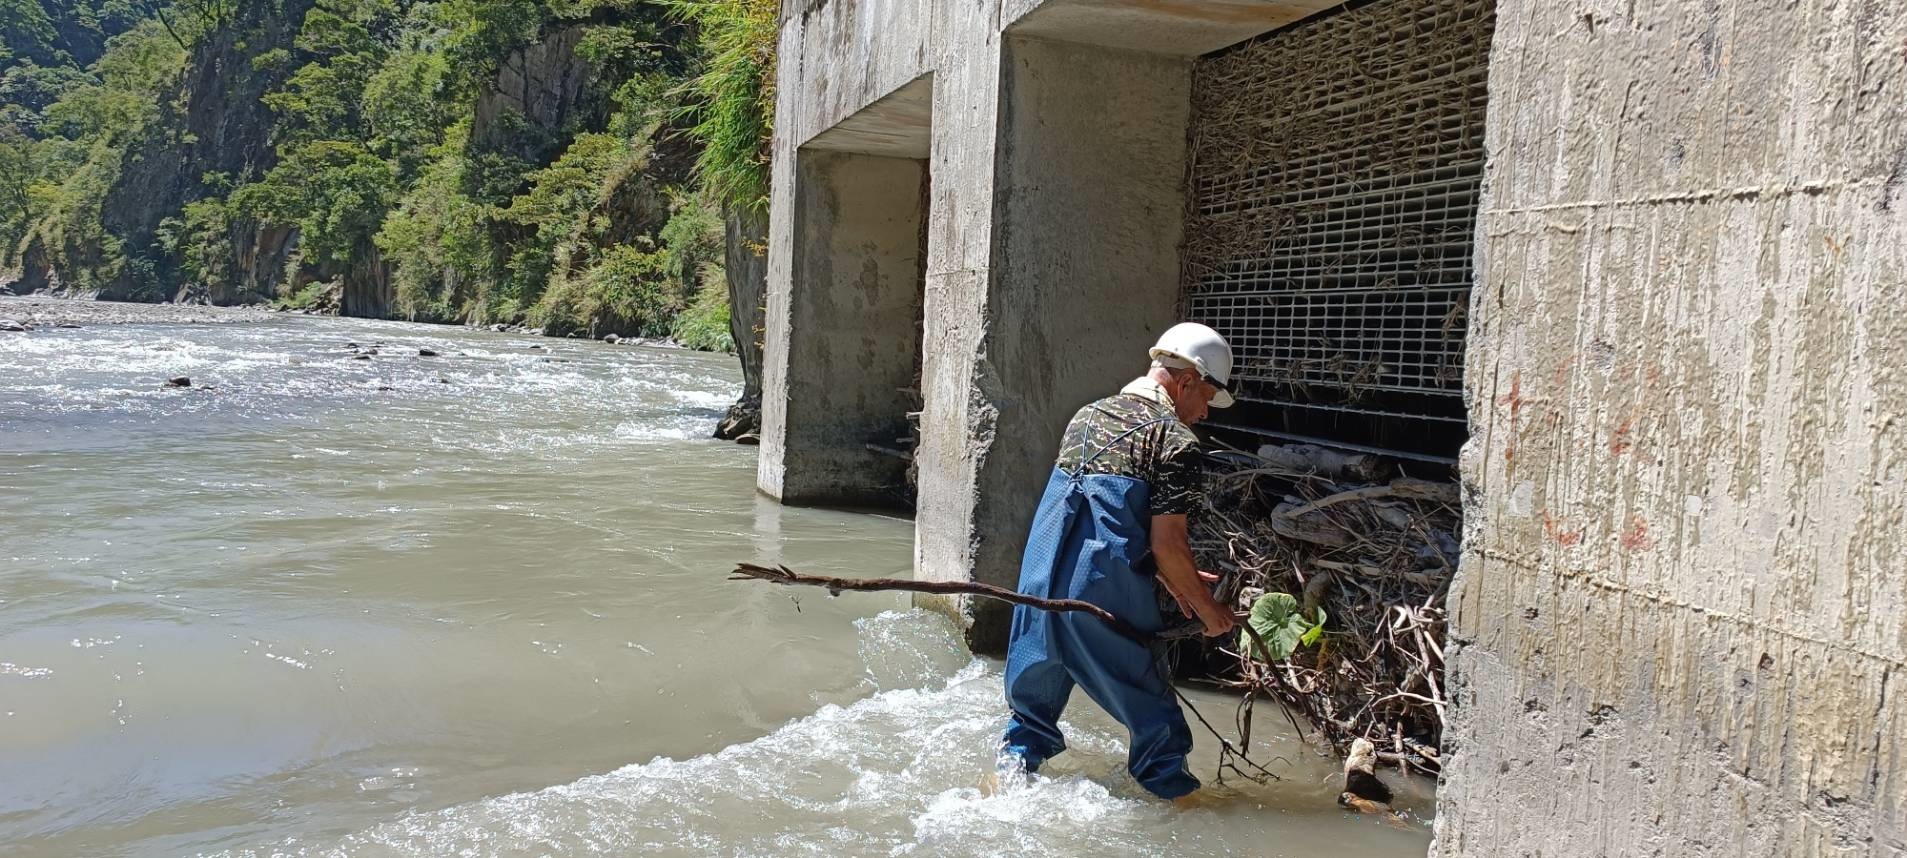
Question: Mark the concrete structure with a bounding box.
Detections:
[1442,2,1906,854]
[761,0,1905,854]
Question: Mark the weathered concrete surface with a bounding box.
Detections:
[775,0,933,152]
[758,150,925,507]
[759,0,934,504]
[1441,0,1907,855]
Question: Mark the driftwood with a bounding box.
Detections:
[1196,440,1460,776]
[1268,503,1356,548]
[1253,443,1391,482]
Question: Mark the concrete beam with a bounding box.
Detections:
[805,76,934,160]
[777,0,933,148]
[1006,0,1347,57]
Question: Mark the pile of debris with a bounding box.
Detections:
[1191,441,1459,775]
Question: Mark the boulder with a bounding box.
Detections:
[714,395,762,442]
[0,319,28,332]
[165,376,191,387]
[418,348,439,357]
[603,334,620,345]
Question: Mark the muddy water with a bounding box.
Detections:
[0,305,1432,857]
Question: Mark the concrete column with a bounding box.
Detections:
[909,0,1010,640]
[915,35,1192,650]
[758,150,926,508]
[1438,1,1907,854]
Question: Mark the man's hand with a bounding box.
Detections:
[1164,570,1218,615]
[1188,588,1236,638]
[1150,515,1236,638]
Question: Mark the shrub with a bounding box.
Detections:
[670,269,732,352]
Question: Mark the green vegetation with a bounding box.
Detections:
[666,0,773,212]
[274,278,331,310]
[0,0,769,355]
[1240,592,1327,662]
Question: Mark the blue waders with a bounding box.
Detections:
[1000,417,1201,800]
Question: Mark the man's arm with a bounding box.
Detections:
[1150,513,1235,637]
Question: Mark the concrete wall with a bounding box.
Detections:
[1440,0,1907,854]
[759,149,925,506]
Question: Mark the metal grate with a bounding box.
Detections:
[1183,0,1493,442]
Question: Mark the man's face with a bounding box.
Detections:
[1171,373,1219,426]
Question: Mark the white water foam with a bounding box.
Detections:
[208,611,1405,858]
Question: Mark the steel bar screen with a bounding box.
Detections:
[1184,0,1493,456]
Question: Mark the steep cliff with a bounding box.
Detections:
[9,0,747,372]
[18,0,309,303]
[715,204,764,439]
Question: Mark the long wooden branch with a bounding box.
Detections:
[730,562,1150,641]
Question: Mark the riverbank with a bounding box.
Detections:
[0,295,282,327]
[0,295,702,350]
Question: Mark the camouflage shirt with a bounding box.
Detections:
[1053,378,1205,517]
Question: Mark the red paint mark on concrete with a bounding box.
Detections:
[1551,354,1576,389]
[1498,372,1527,417]
[1499,372,1526,465]
[1611,413,1636,456]
[1542,510,1583,546]
[1621,516,1653,551]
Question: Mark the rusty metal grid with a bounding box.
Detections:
[1183,0,1493,425]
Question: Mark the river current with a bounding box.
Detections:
[0,303,1432,857]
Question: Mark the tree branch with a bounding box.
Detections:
[729,562,1150,642]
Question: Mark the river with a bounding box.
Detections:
[0,299,1433,857]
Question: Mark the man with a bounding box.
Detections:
[998,322,1240,804]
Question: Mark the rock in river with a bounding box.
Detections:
[0,319,28,332]
[165,377,191,388]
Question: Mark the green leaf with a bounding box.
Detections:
[1241,594,1326,661]
[1300,612,1326,647]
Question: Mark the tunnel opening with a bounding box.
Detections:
[1183,0,1490,469]
[1170,0,1495,772]
[768,76,933,513]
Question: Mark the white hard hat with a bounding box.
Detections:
[1148,322,1235,408]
